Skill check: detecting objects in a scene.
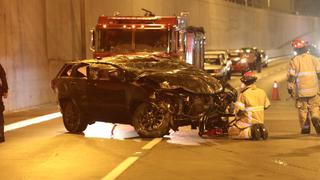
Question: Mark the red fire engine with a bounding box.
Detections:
[89,9,205,69]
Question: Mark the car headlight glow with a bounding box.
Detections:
[240,59,247,63]
[160,81,170,89]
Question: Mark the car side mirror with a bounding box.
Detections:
[90,29,95,52]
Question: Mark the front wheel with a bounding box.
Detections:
[132,102,171,138]
[61,101,87,133]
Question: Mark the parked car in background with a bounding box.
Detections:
[253,47,269,71]
[227,49,249,75]
[51,54,237,138]
[308,44,320,57]
[241,47,257,70]
[242,47,268,73]
[204,50,232,82]
[258,49,269,67]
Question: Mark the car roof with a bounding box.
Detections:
[228,49,243,53]
[205,50,227,54]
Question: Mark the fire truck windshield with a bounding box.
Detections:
[97,29,168,53]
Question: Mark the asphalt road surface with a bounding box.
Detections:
[1,57,320,180]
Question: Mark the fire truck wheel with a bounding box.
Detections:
[62,100,88,134]
[132,102,170,138]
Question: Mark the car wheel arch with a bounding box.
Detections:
[60,98,88,133]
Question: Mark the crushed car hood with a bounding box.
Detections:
[90,54,223,94]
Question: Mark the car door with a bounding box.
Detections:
[87,63,129,122]
[68,63,89,112]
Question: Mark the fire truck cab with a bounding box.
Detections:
[90,10,205,69]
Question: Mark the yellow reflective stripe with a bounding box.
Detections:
[245,106,264,112]
[297,71,316,77]
[299,87,318,93]
[235,102,245,110]
[289,69,295,75]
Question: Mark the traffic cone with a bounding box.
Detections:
[271,81,280,100]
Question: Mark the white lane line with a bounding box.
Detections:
[4,112,62,132]
[142,138,162,150]
[102,138,162,179]
[102,156,139,180]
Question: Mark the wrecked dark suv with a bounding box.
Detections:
[52,54,237,137]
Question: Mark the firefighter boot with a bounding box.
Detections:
[0,133,4,143]
[0,125,4,143]
[251,124,261,140]
[259,124,268,140]
[300,126,310,134]
[311,117,320,135]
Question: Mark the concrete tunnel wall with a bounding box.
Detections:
[0,0,320,111]
[0,0,50,112]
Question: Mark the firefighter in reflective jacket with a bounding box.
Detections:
[288,39,320,134]
[229,72,270,140]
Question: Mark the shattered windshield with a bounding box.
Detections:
[107,56,223,94]
[113,56,189,72]
[97,29,168,53]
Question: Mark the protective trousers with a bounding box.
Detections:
[0,101,4,141]
[296,95,320,132]
[228,121,251,139]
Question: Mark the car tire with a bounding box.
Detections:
[132,102,171,138]
[62,100,88,133]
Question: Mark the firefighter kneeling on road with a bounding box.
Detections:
[228,72,270,140]
[288,39,320,135]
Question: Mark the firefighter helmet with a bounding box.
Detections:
[240,71,257,85]
[291,39,307,49]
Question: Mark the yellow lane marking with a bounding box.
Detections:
[4,112,62,132]
[102,156,139,180]
[142,138,162,150]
